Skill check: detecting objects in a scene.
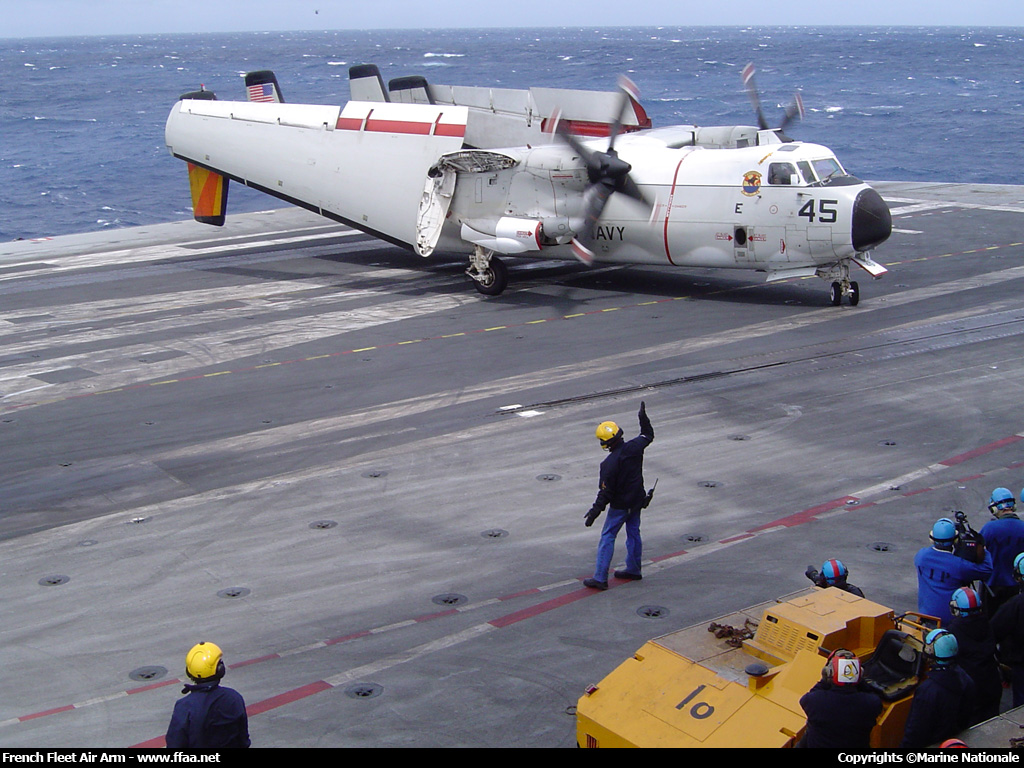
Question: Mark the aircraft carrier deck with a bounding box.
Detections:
[3,180,1024,748]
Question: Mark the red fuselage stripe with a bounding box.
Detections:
[663,157,687,265]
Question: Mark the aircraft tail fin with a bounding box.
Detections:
[187,162,229,226]
[389,76,434,105]
[245,70,285,103]
[349,64,390,102]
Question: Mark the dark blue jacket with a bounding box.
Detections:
[799,680,882,748]
[166,681,250,749]
[593,409,653,512]
[980,515,1024,588]
[991,591,1024,666]
[899,665,976,749]
[948,612,1003,723]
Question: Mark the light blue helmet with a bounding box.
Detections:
[950,587,982,617]
[924,628,958,666]
[821,558,848,586]
[990,487,1016,517]
[1015,552,1024,583]
[930,518,957,548]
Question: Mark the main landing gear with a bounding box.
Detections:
[819,261,860,307]
[467,246,508,297]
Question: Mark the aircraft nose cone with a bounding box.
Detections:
[852,187,892,252]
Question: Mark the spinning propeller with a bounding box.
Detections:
[742,63,805,140]
[554,76,654,265]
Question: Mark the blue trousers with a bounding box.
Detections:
[594,507,642,581]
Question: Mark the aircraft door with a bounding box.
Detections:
[734,226,783,263]
[415,165,456,257]
[732,225,751,264]
[785,224,810,261]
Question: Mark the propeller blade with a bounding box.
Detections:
[583,182,615,229]
[570,183,614,265]
[741,62,769,131]
[571,238,596,266]
[779,91,805,133]
[607,75,640,151]
[552,75,655,264]
[619,174,652,209]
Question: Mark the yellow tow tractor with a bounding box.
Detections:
[576,587,936,748]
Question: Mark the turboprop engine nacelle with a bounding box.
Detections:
[460,217,544,254]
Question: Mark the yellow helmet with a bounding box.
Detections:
[185,641,225,683]
[595,421,623,450]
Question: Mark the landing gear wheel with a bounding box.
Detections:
[472,255,508,297]
[849,281,860,307]
[830,282,842,306]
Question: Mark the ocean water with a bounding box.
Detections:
[2,26,1023,241]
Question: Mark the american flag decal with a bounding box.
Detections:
[246,83,276,103]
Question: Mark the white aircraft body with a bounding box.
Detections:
[164,66,892,304]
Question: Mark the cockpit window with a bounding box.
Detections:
[767,162,798,185]
[810,157,846,181]
[797,161,815,183]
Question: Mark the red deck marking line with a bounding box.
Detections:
[939,435,1024,466]
[749,497,858,532]
[650,550,687,562]
[134,681,335,748]
[719,533,755,544]
[21,704,74,722]
[231,654,279,669]
[415,609,458,622]
[245,681,333,717]
[498,588,542,601]
[903,488,932,497]
[957,474,985,483]
[325,629,372,646]
[1007,461,1024,470]
[127,679,180,694]
[487,587,593,629]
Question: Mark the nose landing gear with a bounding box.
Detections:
[820,261,860,307]
[829,279,860,307]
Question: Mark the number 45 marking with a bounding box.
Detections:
[798,198,838,224]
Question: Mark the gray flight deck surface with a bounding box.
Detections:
[3,181,1024,748]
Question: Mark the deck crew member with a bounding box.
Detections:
[166,641,250,749]
[583,401,654,590]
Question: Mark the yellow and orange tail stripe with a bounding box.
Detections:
[187,162,229,225]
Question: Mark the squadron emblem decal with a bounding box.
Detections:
[741,171,762,196]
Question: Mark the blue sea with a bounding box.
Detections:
[2,26,1023,241]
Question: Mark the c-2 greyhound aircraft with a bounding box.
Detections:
[165,65,892,305]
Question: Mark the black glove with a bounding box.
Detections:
[584,507,601,527]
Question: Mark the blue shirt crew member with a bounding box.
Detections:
[981,488,1024,613]
[899,629,976,749]
[947,587,1003,724]
[990,553,1024,707]
[166,641,250,749]
[915,517,992,626]
[583,401,654,590]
